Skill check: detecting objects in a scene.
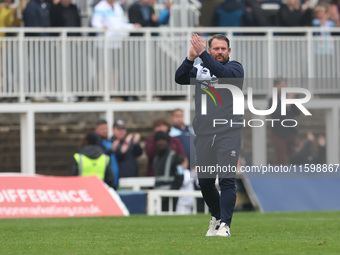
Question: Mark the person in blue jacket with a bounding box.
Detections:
[169,108,193,167]
[94,120,120,189]
[175,33,244,237]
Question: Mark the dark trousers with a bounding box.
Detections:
[195,131,241,227]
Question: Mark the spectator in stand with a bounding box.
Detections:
[150,0,173,25]
[23,0,50,36]
[111,120,143,178]
[290,131,326,165]
[128,0,172,35]
[128,0,159,28]
[91,0,140,97]
[269,78,301,165]
[70,133,114,188]
[91,0,140,46]
[94,119,120,189]
[244,0,268,26]
[312,3,336,27]
[312,3,335,61]
[169,108,192,167]
[199,0,224,26]
[153,131,184,211]
[50,0,81,36]
[0,0,15,95]
[145,118,186,176]
[211,0,252,27]
[23,0,51,98]
[0,0,15,37]
[319,0,340,26]
[277,0,313,26]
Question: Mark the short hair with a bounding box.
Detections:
[171,108,183,115]
[82,133,98,146]
[152,118,171,129]
[208,34,230,49]
[96,119,107,126]
[314,4,328,13]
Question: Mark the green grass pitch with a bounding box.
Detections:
[1,211,340,255]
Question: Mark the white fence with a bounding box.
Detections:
[118,176,208,215]
[147,190,208,215]
[1,27,340,102]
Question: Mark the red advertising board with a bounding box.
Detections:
[0,175,129,218]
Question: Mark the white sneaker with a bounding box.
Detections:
[205,217,221,237]
[216,222,231,237]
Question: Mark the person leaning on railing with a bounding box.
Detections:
[128,0,172,36]
[91,0,141,45]
[0,0,15,97]
[0,0,15,37]
[50,0,81,36]
[23,0,50,36]
[277,0,313,26]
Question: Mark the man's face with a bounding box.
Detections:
[315,10,326,20]
[171,110,184,127]
[287,0,300,8]
[276,80,287,95]
[95,123,108,139]
[140,0,151,5]
[113,127,127,141]
[61,0,71,7]
[208,39,231,64]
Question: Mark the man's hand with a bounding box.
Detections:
[188,43,199,61]
[132,133,141,144]
[152,13,159,23]
[125,133,134,144]
[190,33,207,56]
[112,139,120,152]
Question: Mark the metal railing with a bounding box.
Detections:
[1,27,340,102]
[147,189,209,215]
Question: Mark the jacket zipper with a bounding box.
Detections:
[211,134,216,147]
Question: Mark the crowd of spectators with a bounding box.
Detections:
[71,109,197,213]
[269,77,327,166]
[0,0,174,36]
[204,0,340,27]
[1,0,340,35]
